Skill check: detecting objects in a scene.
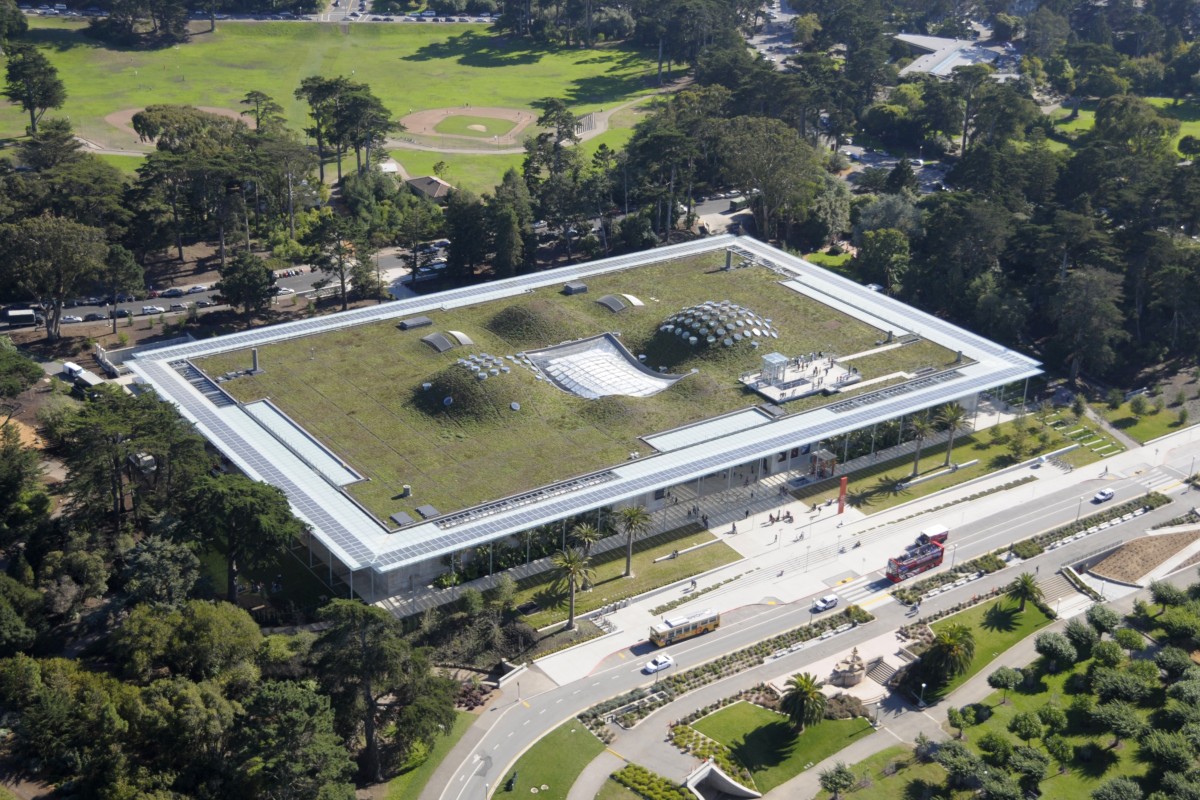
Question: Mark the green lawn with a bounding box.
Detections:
[96,153,145,175]
[693,702,874,793]
[813,745,950,800]
[387,711,474,800]
[1051,96,1200,152]
[2,19,659,149]
[594,779,643,800]
[516,525,741,629]
[1098,400,1193,444]
[507,721,607,800]
[791,417,1102,514]
[392,123,641,193]
[196,255,956,522]
[432,114,519,138]
[392,148,526,192]
[929,596,1055,700]
[802,251,854,271]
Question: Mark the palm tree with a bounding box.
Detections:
[571,523,602,590]
[923,623,976,680]
[552,547,593,631]
[908,413,935,478]
[617,505,652,579]
[780,672,827,733]
[1006,572,1044,613]
[571,522,602,557]
[935,403,970,467]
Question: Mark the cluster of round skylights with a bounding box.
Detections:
[659,302,780,347]
[456,352,519,381]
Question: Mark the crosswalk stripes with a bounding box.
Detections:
[834,574,890,606]
[1137,469,1178,492]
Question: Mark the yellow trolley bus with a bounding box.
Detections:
[649,609,721,647]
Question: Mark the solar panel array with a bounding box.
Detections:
[138,359,379,568]
[434,470,617,530]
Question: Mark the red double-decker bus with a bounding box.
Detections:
[885,525,949,583]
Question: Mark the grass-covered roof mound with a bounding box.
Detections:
[414,365,525,423]
[486,300,582,348]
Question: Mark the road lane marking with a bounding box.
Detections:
[522,701,530,708]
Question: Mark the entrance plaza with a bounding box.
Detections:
[127,235,1040,603]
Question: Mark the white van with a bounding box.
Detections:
[62,361,83,379]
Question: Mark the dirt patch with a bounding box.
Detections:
[8,418,44,450]
[466,123,487,132]
[399,106,534,143]
[103,106,253,147]
[1089,529,1200,584]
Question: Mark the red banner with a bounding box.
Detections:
[837,476,848,514]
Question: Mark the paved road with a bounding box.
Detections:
[430,435,1200,800]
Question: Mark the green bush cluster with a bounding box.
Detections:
[1011,539,1044,560]
[612,764,692,800]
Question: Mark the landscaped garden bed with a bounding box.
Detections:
[1088,530,1200,584]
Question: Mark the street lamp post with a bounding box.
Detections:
[950,544,958,568]
[919,682,927,706]
[805,544,811,572]
[1076,497,1083,521]
[485,783,490,800]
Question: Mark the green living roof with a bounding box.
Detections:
[194,254,958,522]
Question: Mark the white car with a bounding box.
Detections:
[812,594,839,612]
[187,285,208,294]
[643,654,675,674]
[141,305,166,315]
[61,315,83,323]
[1093,489,1115,503]
[276,287,296,295]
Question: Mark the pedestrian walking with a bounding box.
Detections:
[731,523,738,534]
